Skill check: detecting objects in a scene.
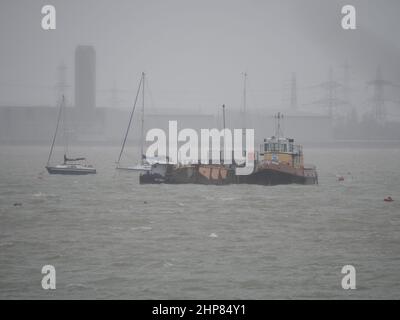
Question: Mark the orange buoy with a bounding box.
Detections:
[384,196,394,202]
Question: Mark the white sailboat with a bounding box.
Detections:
[116,72,151,171]
[46,95,96,175]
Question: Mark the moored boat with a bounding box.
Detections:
[46,163,96,175]
[237,134,318,185]
[140,112,318,185]
[45,95,97,175]
[116,72,152,172]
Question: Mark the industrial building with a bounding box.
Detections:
[0,46,333,145]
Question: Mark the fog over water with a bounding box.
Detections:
[1,1,400,300]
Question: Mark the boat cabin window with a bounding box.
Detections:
[264,143,278,152]
[265,142,289,152]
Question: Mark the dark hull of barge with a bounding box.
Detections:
[139,164,317,186]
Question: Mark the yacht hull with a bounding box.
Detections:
[46,166,96,175]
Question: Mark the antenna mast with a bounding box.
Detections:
[275,112,284,139]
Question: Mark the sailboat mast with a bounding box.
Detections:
[140,72,145,163]
[222,104,226,131]
[116,74,143,165]
[242,72,247,157]
[47,95,64,166]
[222,104,226,164]
[62,95,68,158]
[242,72,247,129]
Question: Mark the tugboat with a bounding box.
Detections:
[239,145,316,184]
[241,112,318,185]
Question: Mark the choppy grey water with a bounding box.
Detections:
[0,145,399,299]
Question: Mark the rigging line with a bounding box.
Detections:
[62,97,69,157]
[47,96,64,166]
[242,72,247,130]
[140,72,145,162]
[116,74,143,164]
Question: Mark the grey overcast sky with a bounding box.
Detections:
[0,0,400,111]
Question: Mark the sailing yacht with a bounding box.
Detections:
[116,72,151,171]
[45,95,96,175]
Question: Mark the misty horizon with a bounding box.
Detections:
[0,0,400,120]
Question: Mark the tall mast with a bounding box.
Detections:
[62,95,68,157]
[116,74,143,165]
[275,112,283,139]
[242,72,247,129]
[47,95,64,166]
[242,72,247,156]
[222,104,226,131]
[222,104,226,164]
[140,72,145,163]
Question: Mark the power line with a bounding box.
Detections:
[366,66,396,122]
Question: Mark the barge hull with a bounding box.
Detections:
[140,165,317,185]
